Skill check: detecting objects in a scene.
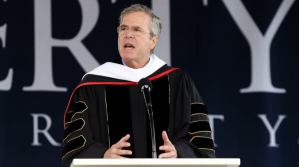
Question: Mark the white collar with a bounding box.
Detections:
[83,54,166,82]
[122,56,151,68]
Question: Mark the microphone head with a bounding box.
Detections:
[138,78,153,92]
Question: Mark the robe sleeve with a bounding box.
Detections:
[61,86,109,167]
[171,71,216,158]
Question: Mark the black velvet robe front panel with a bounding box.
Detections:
[105,73,170,158]
[62,66,215,167]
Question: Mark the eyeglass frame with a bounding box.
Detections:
[117,25,153,37]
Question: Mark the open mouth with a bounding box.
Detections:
[124,43,135,49]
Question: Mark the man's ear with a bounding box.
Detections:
[150,36,159,50]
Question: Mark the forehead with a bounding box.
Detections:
[120,12,151,27]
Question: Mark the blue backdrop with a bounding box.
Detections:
[0,0,298,166]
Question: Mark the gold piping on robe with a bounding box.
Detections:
[191,102,204,105]
[199,148,215,153]
[190,136,212,142]
[191,113,208,116]
[190,120,208,124]
[188,130,212,135]
[167,74,170,104]
[62,135,86,160]
[63,118,86,142]
[65,101,88,126]
[104,88,110,147]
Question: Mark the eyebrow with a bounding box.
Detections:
[119,25,142,29]
[119,25,128,28]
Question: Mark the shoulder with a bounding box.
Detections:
[168,67,193,83]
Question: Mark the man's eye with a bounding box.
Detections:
[135,28,142,32]
[121,27,127,31]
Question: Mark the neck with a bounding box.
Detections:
[123,56,150,69]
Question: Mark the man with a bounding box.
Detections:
[62,4,215,167]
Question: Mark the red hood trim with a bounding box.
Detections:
[63,67,178,128]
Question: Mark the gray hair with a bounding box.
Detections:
[119,4,162,38]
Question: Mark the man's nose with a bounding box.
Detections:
[125,29,134,38]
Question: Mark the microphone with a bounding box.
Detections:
[138,78,157,158]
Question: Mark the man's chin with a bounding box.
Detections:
[120,53,136,61]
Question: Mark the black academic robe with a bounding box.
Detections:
[61,64,215,167]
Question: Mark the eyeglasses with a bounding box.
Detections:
[117,26,151,36]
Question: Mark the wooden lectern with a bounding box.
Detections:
[70,158,240,167]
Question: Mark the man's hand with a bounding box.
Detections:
[158,131,178,158]
[103,134,132,158]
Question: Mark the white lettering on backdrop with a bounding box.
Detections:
[152,0,171,65]
[258,114,287,147]
[222,0,295,93]
[31,113,61,146]
[0,14,13,91]
[23,0,100,92]
[208,114,224,147]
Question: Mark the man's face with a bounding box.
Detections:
[118,12,158,66]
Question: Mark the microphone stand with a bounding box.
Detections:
[142,86,157,158]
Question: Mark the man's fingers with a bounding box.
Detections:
[159,132,178,158]
[105,147,132,158]
[111,149,131,155]
[158,152,176,158]
[162,131,170,144]
[112,149,132,156]
[113,141,130,149]
[112,134,131,149]
[159,145,173,152]
[120,134,130,142]
[104,134,132,159]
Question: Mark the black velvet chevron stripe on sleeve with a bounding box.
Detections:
[188,103,215,152]
[190,136,214,150]
[191,103,207,115]
[63,118,85,142]
[65,101,88,125]
[62,135,86,159]
[63,101,89,160]
[189,121,211,133]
